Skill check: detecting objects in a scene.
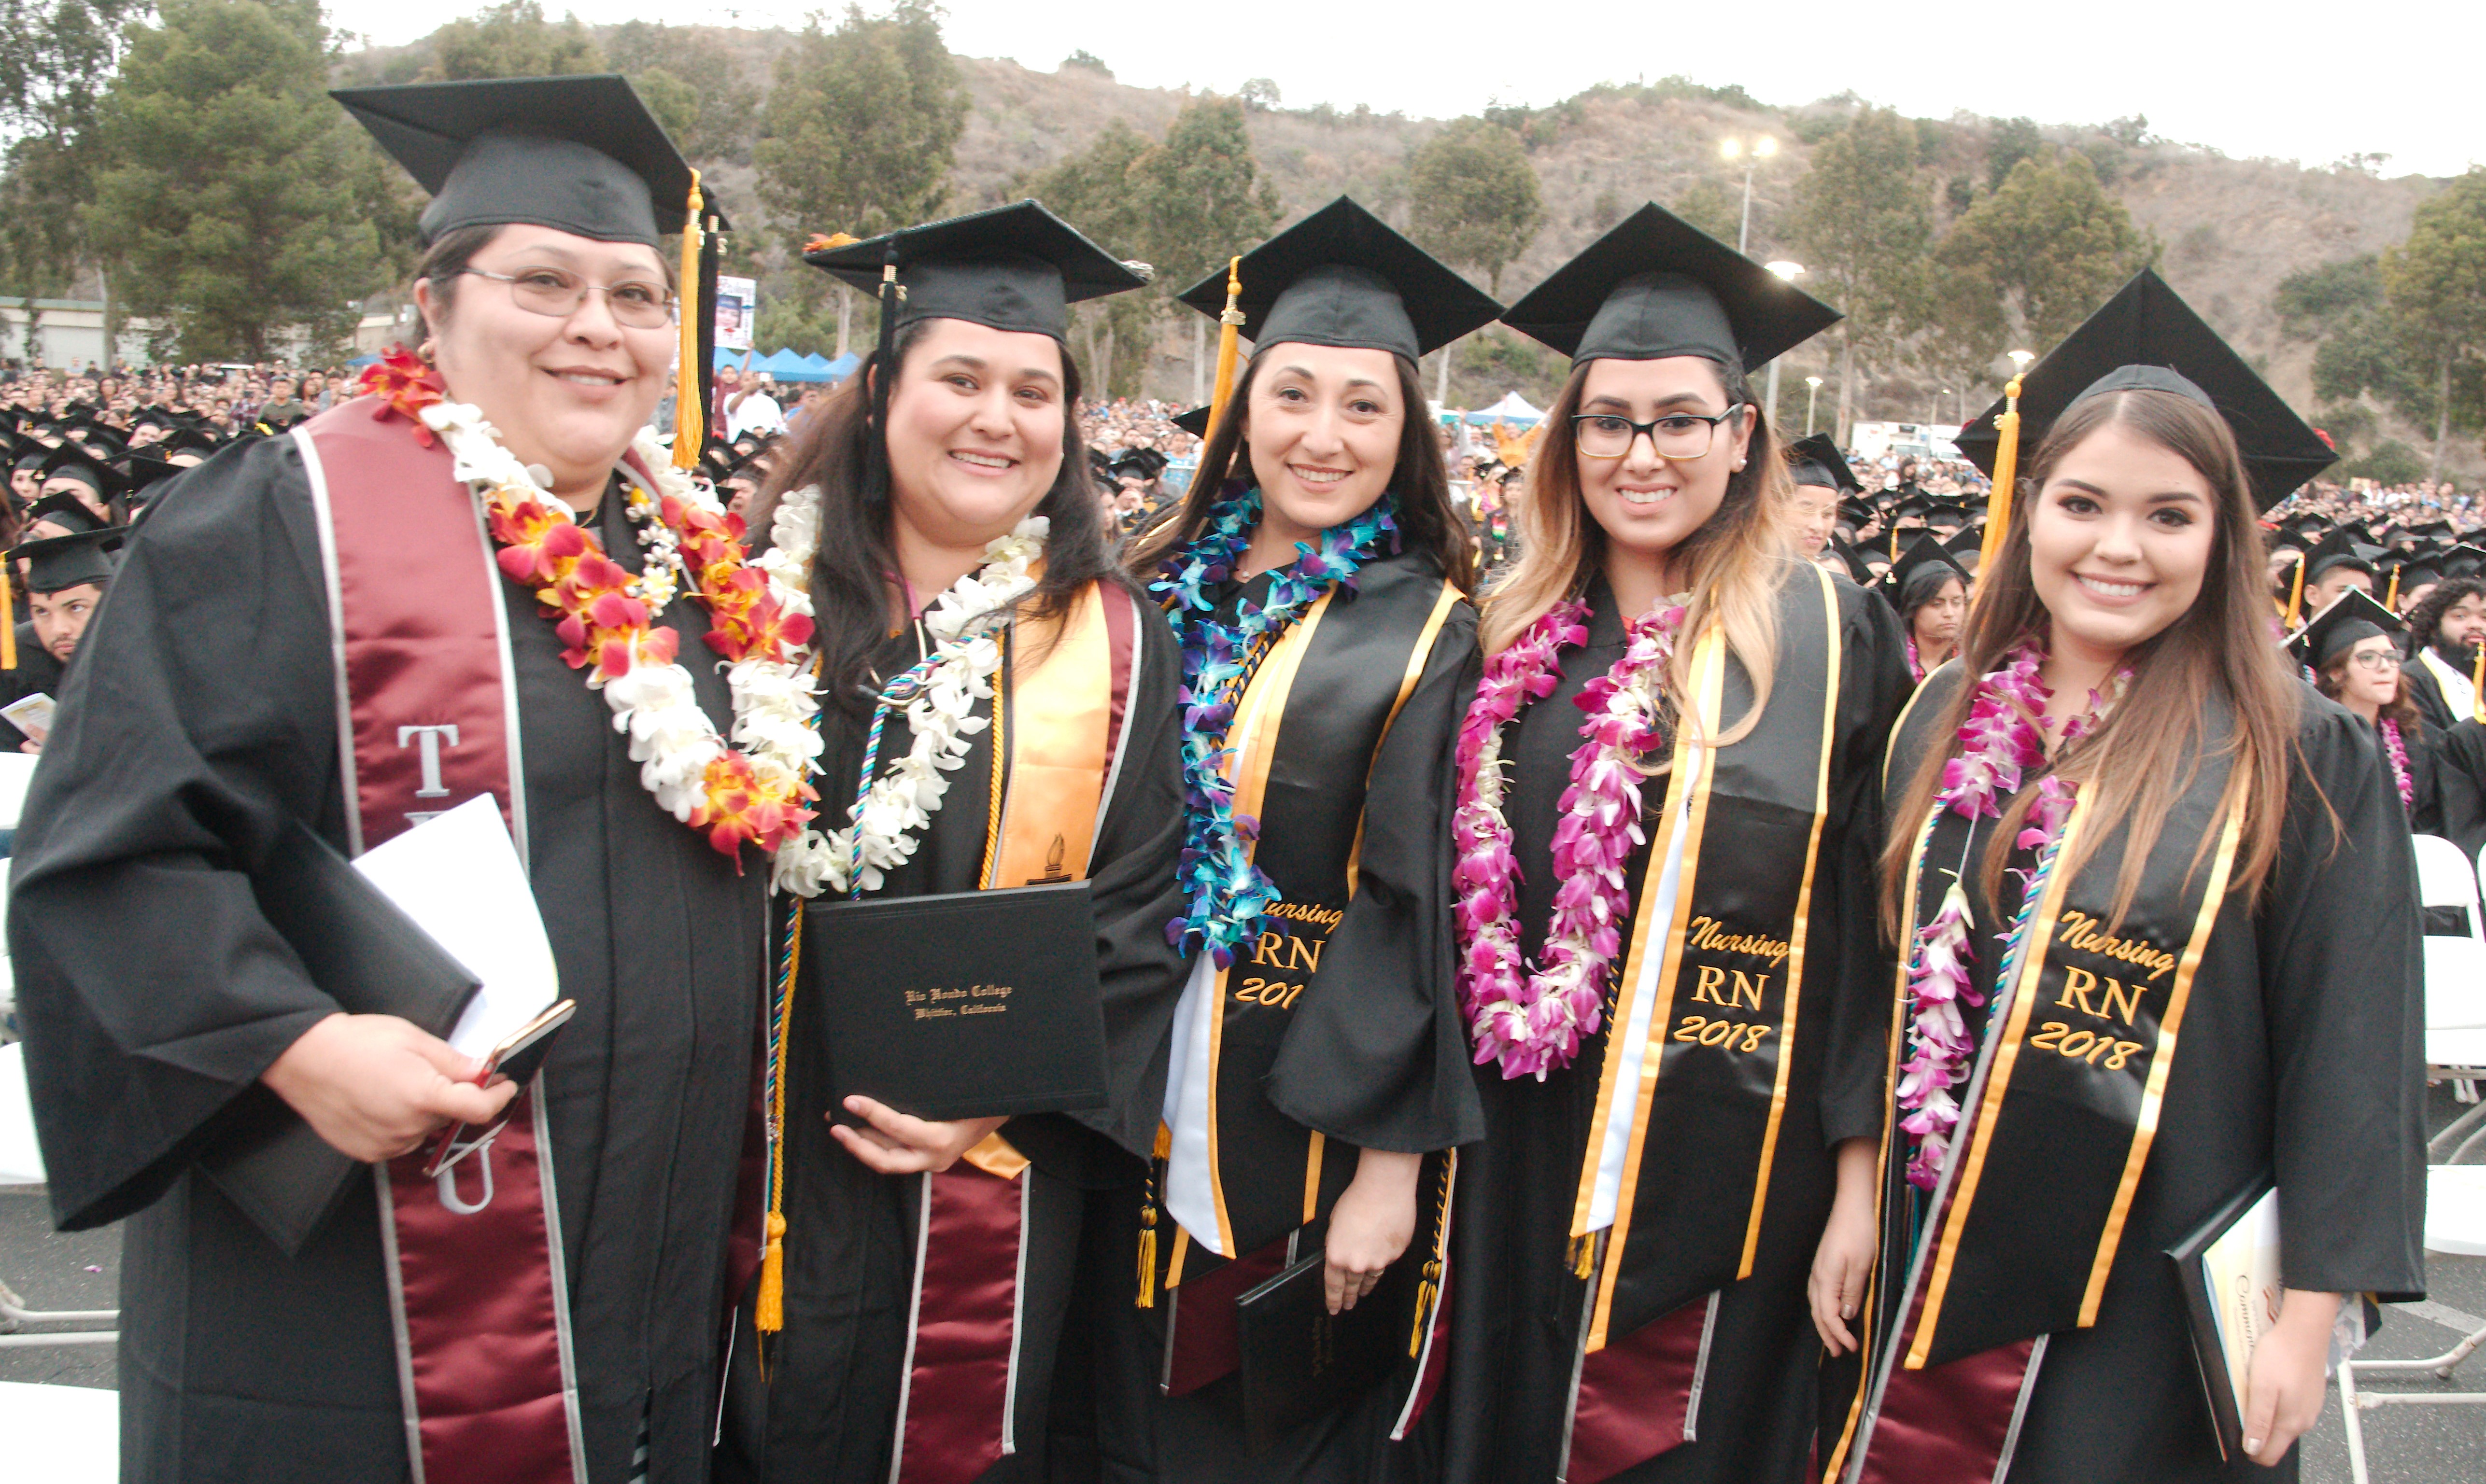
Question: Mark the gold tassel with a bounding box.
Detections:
[756,1211,788,1332]
[2284,555,2306,630]
[2386,564,2401,612]
[1571,1233,1595,1280]
[2471,641,2485,724]
[1201,257,1244,447]
[1136,1121,1171,1308]
[672,168,706,471]
[0,556,15,671]
[1409,1258,1443,1358]
[1975,375,2023,582]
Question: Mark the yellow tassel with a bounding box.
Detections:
[2471,642,2485,724]
[2386,564,2401,612]
[1201,257,1244,447]
[2284,555,2306,630]
[672,168,706,472]
[1975,375,2023,584]
[1135,1209,1157,1310]
[756,1211,787,1334]
[1571,1233,1595,1280]
[0,556,15,671]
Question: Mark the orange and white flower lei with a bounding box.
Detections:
[362,349,825,870]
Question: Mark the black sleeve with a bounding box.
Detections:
[2401,657,2456,734]
[1819,584,1924,1147]
[2403,716,2444,836]
[1267,603,1488,1153]
[2256,701,2428,1302]
[7,437,346,1231]
[2431,718,2486,858]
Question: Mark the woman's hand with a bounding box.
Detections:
[830,1095,1007,1176]
[1325,1148,1422,1315]
[261,1012,516,1162]
[1808,1137,1880,1355]
[2241,1288,2342,1466]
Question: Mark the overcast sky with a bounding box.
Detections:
[327,0,2481,180]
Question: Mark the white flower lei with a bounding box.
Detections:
[416,400,826,872]
[768,512,1049,898]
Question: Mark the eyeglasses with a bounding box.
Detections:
[2350,649,2403,672]
[458,268,678,329]
[1571,405,1747,461]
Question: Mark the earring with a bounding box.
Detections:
[417,339,437,365]
[1733,458,1747,470]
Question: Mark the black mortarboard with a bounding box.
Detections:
[1923,497,1971,532]
[2303,527,2383,583]
[1171,405,1212,438]
[10,526,121,594]
[2443,544,2486,580]
[1175,196,1501,363]
[36,445,122,501]
[1877,532,1972,613]
[1944,522,1987,562]
[1786,433,1861,494]
[2287,588,2400,672]
[332,74,720,247]
[119,454,183,491]
[1953,268,2335,511]
[805,199,1147,343]
[24,492,108,536]
[1113,448,1170,480]
[1500,202,1841,366]
[1827,536,1877,586]
[1891,494,1934,522]
[1837,495,1878,528]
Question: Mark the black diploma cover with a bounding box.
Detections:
[1233,1242,1421,1453]
[202,820,483,1255]
[2166,1176,2279,1462]
[804,881,1109,1122]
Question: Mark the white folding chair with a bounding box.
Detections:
[0,1380,117,1482]
[0,752,36,834]
[0,1043,117,1353]
[2337,1165,2486,1484]
[2411,834,2483,941]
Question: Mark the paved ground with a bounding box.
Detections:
[4,1092,2482,1475]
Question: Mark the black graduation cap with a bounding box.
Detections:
[2303,527,2383,583]
[332,74,721,247]
[1170,405,1212,438]
[24,492,108,536]
[10,526,122,594]
[1500,202,1842,366]
[2287,588,2401,672]
[1944,522,1988,567]
[1922,497,1971,532]
[1174,196,1501,362]
[2385,550,2442,597]
[119,454,183,491]
[36,445,123,502]
[1785,433,1861,494]
[805,199,1148,342]
[2442,544,2486,581]
[1113,447,1171,481]
[1836,495,1879,528]
[1826,536,1877,586]
[1890,494,1934,523]
[2403,518,2455,543]
[1953,268,2335,511]
[1877,532,1972,612]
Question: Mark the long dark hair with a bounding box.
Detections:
[750,320,1121,717]
[1123,347,1475,592]
[1881,388,2303,931]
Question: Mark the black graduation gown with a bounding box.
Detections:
[1833,684,2427,1482]
[716,587,1188,1484]
[0,619,63,752]
[1090,549,1488,1484]
[7,435,769,1484]
[1427,567,1909,1484]
[2397,641,2466,733]
[2430,716,2486,858]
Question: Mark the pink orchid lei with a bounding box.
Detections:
[1896,643,2124,1189]
[2379,717,2415,810]
[1453,597,1687,1080]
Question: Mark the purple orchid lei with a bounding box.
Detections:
[2380,717,2414,810]
[1150,482,1400,966]
[1895,642,2124,1190]
[1453,597,1687,1080]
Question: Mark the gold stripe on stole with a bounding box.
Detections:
[1738,566,1844,1275]
[1585,628,1732,1352]
[1201,591,1336,1259]
[1879,661,1945,794]
[987,585,1114,888]
[2078,788,2245,1323]
[1906,791,2098,1369]
[1345,580,1464,894]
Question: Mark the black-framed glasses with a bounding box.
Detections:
[2349,649,2403,672]
[1571,405,1747,461]
[459,268,678,329]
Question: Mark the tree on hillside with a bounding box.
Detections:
[755,1,969,356]
[1027,118,1154,395]
[0,0,147,357]
[1936,151,2149,358]
[603,22,759,165]
[421,1,603,82]
[1125,93,1280,404]
[1669,178,1738,247]
[1785,107,1931,442]
[2380,168,2486,479]
[2274,254,2434,468]
[1405,118,1544,297]
[88,0,390,360]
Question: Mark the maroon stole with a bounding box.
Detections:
[293,400,586,1484]
[879,582,1144,1484]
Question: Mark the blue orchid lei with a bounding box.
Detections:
[1150,482,1401,966]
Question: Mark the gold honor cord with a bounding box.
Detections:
[1973,375,2023,585]
[1202,257,1245,447]
[2472,642,2486,724]
[672,168,705,470]
[2284,555,2307,631]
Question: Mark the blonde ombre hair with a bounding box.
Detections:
[1480,353,1790,749]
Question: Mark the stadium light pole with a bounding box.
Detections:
[1761,260,1804,426]
[1720,135,1779,254]
[1805,376,1823,436]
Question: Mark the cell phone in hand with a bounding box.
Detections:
[421,999,576,1178]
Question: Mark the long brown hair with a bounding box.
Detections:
[1479,353,1788,748]
[1879,388,2303,933]
[1122,347,1475,592]
[748,319,1120,718]
[2316,644,2420,730]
